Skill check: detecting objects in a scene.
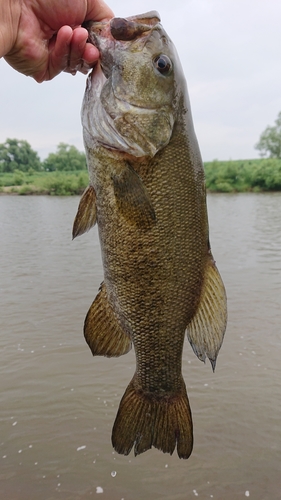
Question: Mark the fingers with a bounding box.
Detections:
[65,27,100,76]
[86,0,114,22]
[43,25,73,81]
[34,25,100,82]
[45,26,99,81]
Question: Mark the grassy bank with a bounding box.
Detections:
[204,158,281,192]
[1,158,281,195]
[0,170,89,196]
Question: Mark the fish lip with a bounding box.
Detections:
[125,11,161,24]
[109,12,161,41]
[83,11,160,33]
[98,59,110,80]
[83,11,161,47]
[110,18,152,41]
[85,61,107,105]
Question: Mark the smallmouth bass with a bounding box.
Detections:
[73,11,227,459]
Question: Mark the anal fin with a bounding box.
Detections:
[72,185,97,239]
[186,256,227,371]
[84,283,132,357]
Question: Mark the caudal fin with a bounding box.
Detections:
[112,376,193,459]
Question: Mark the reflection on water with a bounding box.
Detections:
[0,194,280,500]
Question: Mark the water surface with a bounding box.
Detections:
[0,194,280,499]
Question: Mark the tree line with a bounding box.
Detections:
[255,111,281,158]
[0,111,280,174]
[0,139,86,173]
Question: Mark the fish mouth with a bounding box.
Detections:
[109,11,160,41]
[83,11,160,42]
[84,12,162,102]
[83,11,161,68]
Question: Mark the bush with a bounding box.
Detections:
[0,170,88,195]
[43,143,87,171]
[40,171,88,195]
[204,158,281,192]
[13,169,25,185]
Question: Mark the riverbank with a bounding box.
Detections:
[1,158,281,194]
[0,170,89,196]
[204,158,281,192]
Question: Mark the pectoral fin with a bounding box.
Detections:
[72,185,97,239]
[186,256,227,371]
[112,164,156,229]
[84,283,132,357]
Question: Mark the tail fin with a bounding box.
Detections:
[112,377,193,459]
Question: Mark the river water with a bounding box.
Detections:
[0,193,280,500]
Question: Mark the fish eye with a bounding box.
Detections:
[154,55,172,75]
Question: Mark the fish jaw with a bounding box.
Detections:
[82,63,172,158]
[81,63,134,153]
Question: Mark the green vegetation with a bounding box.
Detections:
[0,138,86,174]
[43,142,86,171]
[1,158,281,195]
[255,111,281,158]
[0,138,41,172]
[204,158,281,192]
[1,138,281,195]
[0,138,88,195]
[0,170,89,195]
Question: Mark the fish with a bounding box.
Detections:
[73,11,227,459]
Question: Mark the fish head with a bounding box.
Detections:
[82,12,186,158]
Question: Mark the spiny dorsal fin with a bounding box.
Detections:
[112,163,156,229]
[84,283,132,357]
[72,185,97,239]
[186,256,227,371]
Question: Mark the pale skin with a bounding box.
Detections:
[0,0,114,82]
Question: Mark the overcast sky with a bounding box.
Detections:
[0,0,280,161]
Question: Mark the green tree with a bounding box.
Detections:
[255,111,281,158]
[0,138,42,172]
[43,143,86,171]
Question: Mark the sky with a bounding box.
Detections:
[0,0,280,161]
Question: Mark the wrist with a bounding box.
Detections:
[0,0,22,58]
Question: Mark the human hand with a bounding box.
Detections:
[3,0,114,82]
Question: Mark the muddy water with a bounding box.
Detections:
[0,193,280,500]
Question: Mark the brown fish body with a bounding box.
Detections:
[73,12,227,459]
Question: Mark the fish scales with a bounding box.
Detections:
[96,128,204,393]
[73,11,227,459]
